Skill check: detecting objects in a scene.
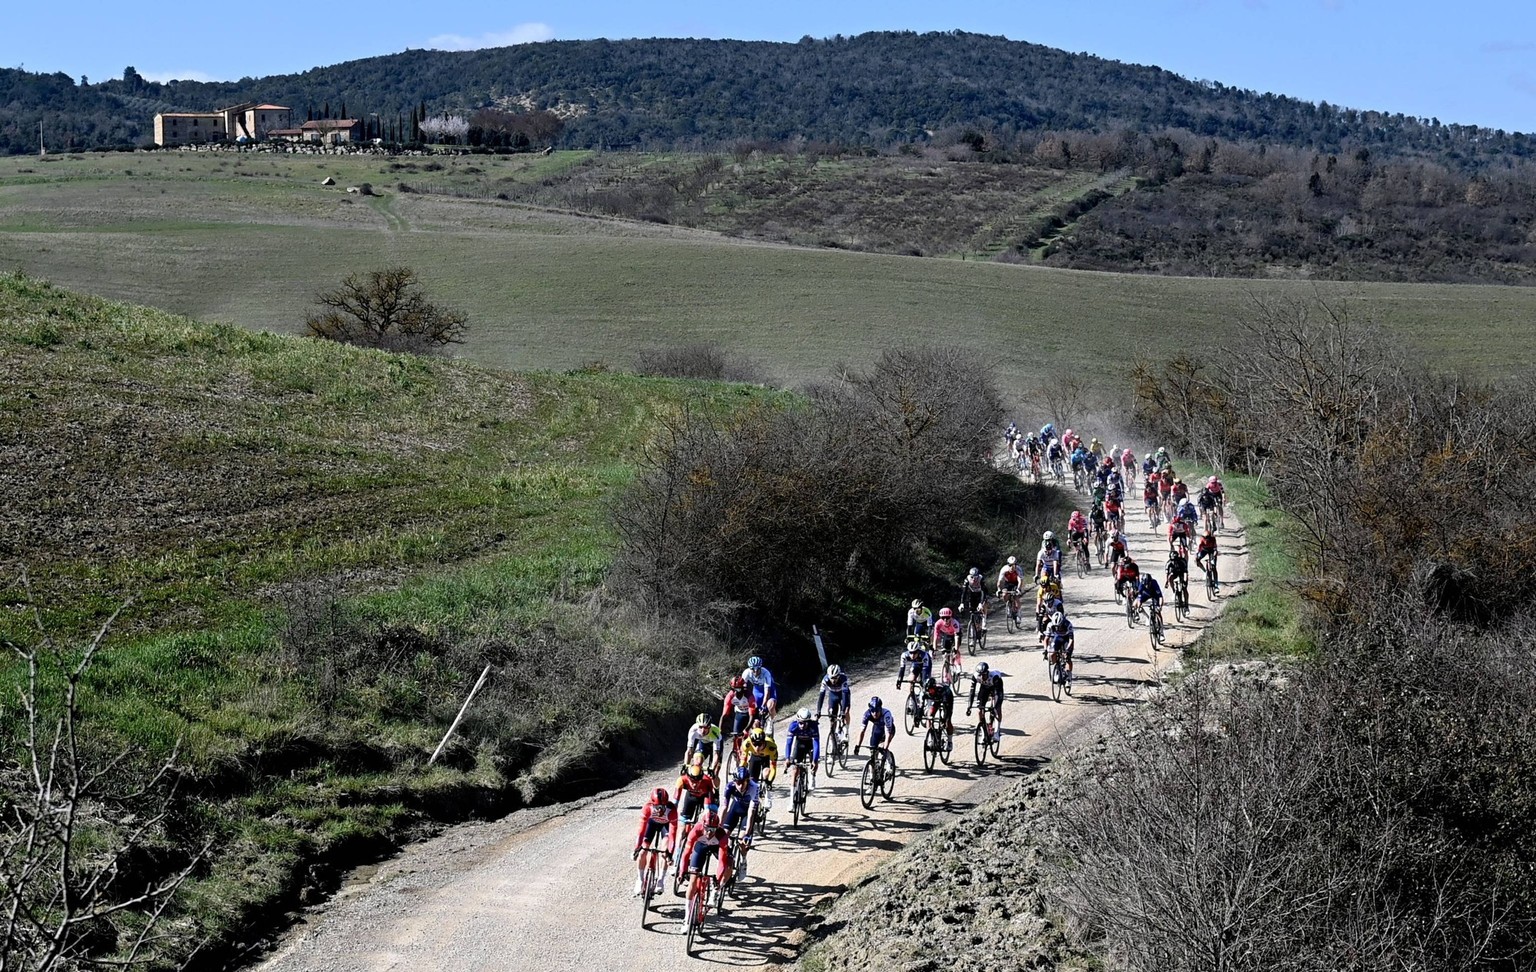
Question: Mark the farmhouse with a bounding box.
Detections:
[300,119,363,145]
[153,102,293,146]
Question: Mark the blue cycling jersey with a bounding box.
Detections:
[785,717,821,762]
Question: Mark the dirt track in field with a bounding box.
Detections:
[255,499,1249,972]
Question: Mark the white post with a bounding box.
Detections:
[811,625,828,670]
[428,664,493,766]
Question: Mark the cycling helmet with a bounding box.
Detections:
[749,727,765,743]
[911,598,923,609]
[747,655,763,670]
[735,766,750,783]
[1043,530,1055,541]
[1050,611,1065,628]
[968,567,980,577]
[654,786,670,804]
[869,696,883,710]
[730,676,746,691]
[827,664,841,679]
[703,809,721,828]
[687,761,703,779]
[975,661,990,677]
[797,707,811,722]
[695,713,710,727]
[1006,555,1017,565]
[1065,428,1073,436]
[1144,452,1152,460]
[939,607,954,618]
[1157,446,1167,454]
[924,676,938,690]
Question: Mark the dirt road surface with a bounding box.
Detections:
[256,502,1248,972]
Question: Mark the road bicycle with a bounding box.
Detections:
[920,698,954,771]
[855,744,897,808]
[1046,646,1071,702]
[683,857,723,956]
[964,605,987,652]
[902,681,923,736]
[1146,599,1165,650]
[670,802,702,896]
[1204,551,1221,601]
[723,831,750,898]
[789,757,813,826]
[1073,538,1091,578]
[1093,524,1108,565]
[1125,589,1141,628]
[1028,454,1042,483]
[746,784,772,841]
[999,589,1023,633]
[720,730,745,782]
[1147,498,1162,530]
[1171,573,1190,622]
[637,835,670,925]
[970,700,1002,766]
[821,713,850,777]
[1072,463,1086,492]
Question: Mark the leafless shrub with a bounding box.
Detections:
[305,266,467,354]
[1,584,208,970]
[633,342,766,383]
[1050,628,1536,972]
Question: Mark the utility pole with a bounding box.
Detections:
[39,119,45,157]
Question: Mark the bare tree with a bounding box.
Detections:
[306,266,468,353]
[2,583,208,970]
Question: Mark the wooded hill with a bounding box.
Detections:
[6,31,1533,167]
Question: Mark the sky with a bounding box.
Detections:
[6,1,1535,133]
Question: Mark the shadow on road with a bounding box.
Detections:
[679,879,841,966]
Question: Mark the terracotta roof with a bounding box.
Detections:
[300,119,360,129]
[217,102,257,112]
[158,113,222,119]
[251,104,290,111]
[266,128,305,136]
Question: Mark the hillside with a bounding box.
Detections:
[0,272,774,966]
[5,32,1533,165]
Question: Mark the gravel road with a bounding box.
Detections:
[255,503,1248,972]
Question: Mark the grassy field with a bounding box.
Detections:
[2,151,1535,398]
[0,271,779,966]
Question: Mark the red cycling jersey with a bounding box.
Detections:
[635,797,679,850]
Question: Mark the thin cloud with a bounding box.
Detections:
[427,23,554,51]
[1483,40,1536,54]
[140,69,220,83]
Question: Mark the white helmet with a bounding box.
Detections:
[1006,555,1017,565]
[1043,530,1056,541]
[827,664,841,679]
[911,598,923,609]
[1051,611,1066,628]
[797,707,811,721]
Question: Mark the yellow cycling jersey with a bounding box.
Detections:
[743,737,779,761]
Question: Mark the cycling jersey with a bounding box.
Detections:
[1067,512,1088,534]
[900,645,933,685]
[997,565,1022,591]
[862,706,896,745]
[972,673,1005,709]
[784,716,821,763]
[932,618,961,649]
[1136,576,1164,602]
[681,820,731,875]
[675,771,717,803]
[819,674,851,717]
[720,688,758,736]
[742,666,777,707]
[1198,535,1219,557]
[635,796,679,851]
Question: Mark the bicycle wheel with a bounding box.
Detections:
[792,772,805,826]
[880,751,896,798]
[1207,565,1218,601]
[859,758,876,809]
[903,693,919,736]
[1126,595,1137,628]
[685,886,702,955]
[1006,608,1017,634]
[640,855,655,924]
[825,739,840,779]
[939,726,954,766]
[989,723,1003,758]
[1149,612,1162,650]
[923,724,938,771]
[974,723,988,766]
[1049,661,1063,702]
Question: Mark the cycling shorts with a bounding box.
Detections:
[747,754,773,781]
[641,819,670,849]
[787,737,816,764]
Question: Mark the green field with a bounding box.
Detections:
[2,151,1535,393]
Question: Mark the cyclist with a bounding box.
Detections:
[1040,422,1056,443]
[897,638,933,688]
[1121,446,1137,487]
[1134,572,1165,623]
[1154,446,1171,472]
[1034,572,1062,631]
[1003,421,1019,451]
[1104,493,1124,533]
[1170,477,1190,505]
[720,676,758,750]
[1070,442,1091,481]
[854,696,896,756]
[673,759,718,832]
[1166,545,1190,600]
[1046,437,1066,476]
[1142,452,1156,480]
[1196,528,1220,593]
[906,598,933,638]
[969,662,1006,744]
[683,713,723,773]
[783,707,821,792]
[1062,428,1081,453]
[1106,527,1128,572]
[742,726,779,788]
[1169,501,1196,553]
[1066,509,1088,549]
[1088,436,1104,461]
[921,676,956,741]
[931,607,964,678]
[1198,477,1223,527]
[1089,502,1107,548]
[995,556,1023,617]
[1143,471,1161,524]
[1035,531,1062,580]
[1114,554,1141,602]
[1037,589,1065,631]
[742,656,778,725]
[632,786,680,896]
[680,808,733,891]
[818,664,851,727]
[1041,611,1076,683]
[959,567,987,617]
[717,767,758,868]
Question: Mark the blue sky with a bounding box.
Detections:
[7,1,1535,133]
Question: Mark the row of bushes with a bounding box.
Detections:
[1053,297,1536,969]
